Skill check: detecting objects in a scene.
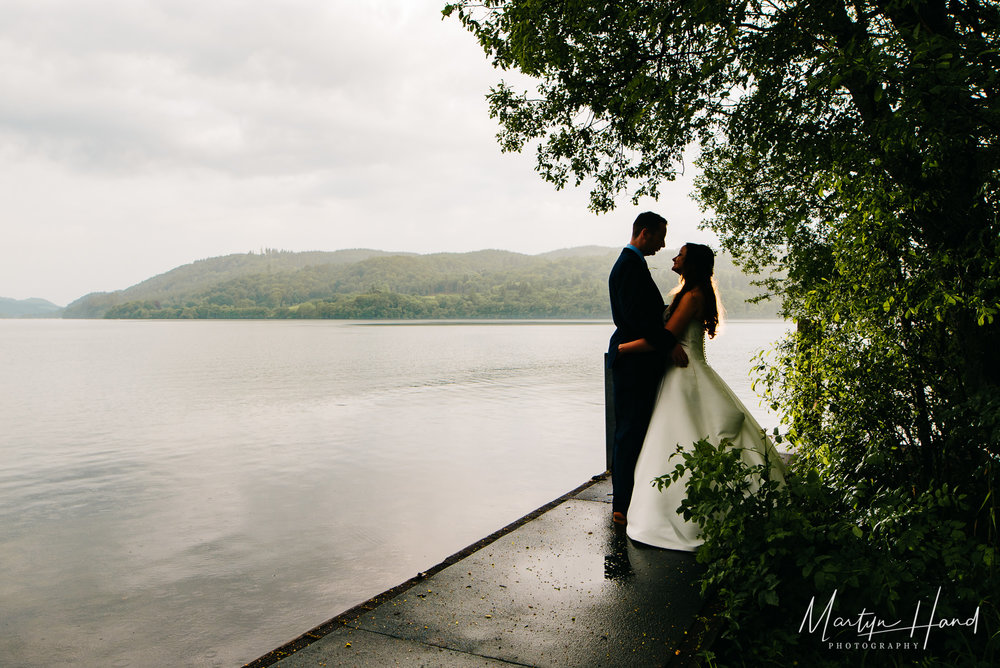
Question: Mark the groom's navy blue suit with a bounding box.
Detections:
[608,247,678,515]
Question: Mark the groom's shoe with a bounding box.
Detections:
[612,511,627,526]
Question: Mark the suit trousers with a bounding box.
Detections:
[610,355,664,515]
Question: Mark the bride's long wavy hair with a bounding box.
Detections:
[668,243,721,338]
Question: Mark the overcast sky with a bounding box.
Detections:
[1,0,714,306]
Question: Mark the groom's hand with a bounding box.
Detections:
[671,344,689,367]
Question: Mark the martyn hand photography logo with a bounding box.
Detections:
[799,588,981,651]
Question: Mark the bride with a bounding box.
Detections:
[616,243,785,551]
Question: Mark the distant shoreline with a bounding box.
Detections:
[55,247,782,320]
[2,316,787,324]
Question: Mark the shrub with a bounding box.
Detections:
[657,439,999,666]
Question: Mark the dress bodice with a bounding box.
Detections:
[679,320,706,363]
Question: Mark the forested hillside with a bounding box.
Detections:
[64,247,780,320]
[0,297,63,318]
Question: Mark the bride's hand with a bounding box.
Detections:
[671,343,689,367]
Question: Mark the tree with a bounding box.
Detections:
[447,0,999,662]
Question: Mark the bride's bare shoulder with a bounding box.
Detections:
[674,288,706,324]
[680,287,705,307]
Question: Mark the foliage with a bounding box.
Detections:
[62,249,395,318]
[446,0,1000,661]
[65,248,779,320]
[654,440,998,666]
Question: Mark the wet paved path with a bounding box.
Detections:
[246,475,713,667]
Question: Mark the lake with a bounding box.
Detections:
[0,318,791,667]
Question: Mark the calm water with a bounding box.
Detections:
[0,319,790,667]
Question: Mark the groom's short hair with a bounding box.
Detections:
[632,211,667,237]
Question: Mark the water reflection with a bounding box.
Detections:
[603,526,635,582]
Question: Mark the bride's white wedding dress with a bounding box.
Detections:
[626,320,785,551]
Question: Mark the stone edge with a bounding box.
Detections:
[242,472,611,667]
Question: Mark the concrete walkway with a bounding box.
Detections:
[245,475,717,667]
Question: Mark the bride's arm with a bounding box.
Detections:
[664,289,703,338]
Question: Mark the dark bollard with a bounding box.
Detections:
[604,353,614,472]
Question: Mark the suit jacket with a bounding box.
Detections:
[607,248,676,369]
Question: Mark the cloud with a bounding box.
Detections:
[0,1,488,174]
[0,0,714,305]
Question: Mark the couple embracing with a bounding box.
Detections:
[607,211,784,551]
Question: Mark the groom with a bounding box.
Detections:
[607,212,687,526]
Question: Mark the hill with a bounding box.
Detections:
[0,297,64,318]
[63,247,781,320]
